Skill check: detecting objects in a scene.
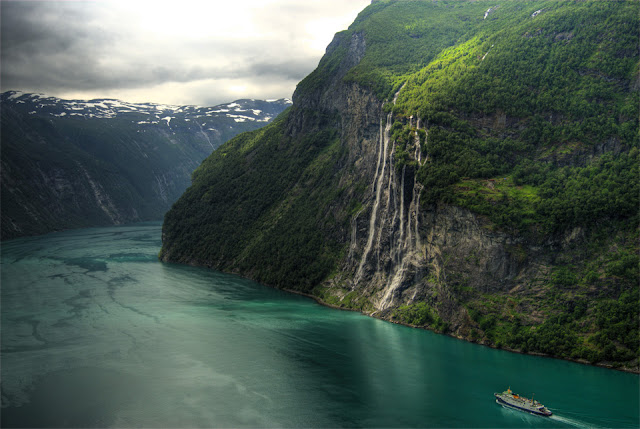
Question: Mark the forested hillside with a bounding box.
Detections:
[162,0,639,371]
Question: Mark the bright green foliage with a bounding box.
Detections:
[345,0,497,99]
[335,0,638,367]
[326,0,639,236]
[393,302,435,326]
[162,0,639,368]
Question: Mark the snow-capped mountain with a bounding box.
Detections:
[1,91,291,239]
[2,91,291,145]
[3,90,290,122]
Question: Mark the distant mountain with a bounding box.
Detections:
[1,91,291,239]
[161,0,638,371]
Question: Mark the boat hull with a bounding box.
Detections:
[494,394,552,417]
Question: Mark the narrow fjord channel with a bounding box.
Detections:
[2,223,638,428]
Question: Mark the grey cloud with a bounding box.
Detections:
[247,57,320,80]
[1,0,370,103]
[2,2,87,49]
[1,1,115,91]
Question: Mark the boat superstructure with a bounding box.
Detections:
[494,387,552,417]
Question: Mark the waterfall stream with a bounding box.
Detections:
[352,85,427,311]
[354,111,393,284]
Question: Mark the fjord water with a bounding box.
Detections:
[2,224,638,428]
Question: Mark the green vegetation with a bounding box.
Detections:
[464,281,640,366]
[162,111,353,291]
[324,0,639,235]
[297,0,639,242]
[162,0,639,369]
[337,0,639,365]
[458,227,639,366]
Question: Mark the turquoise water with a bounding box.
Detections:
[1,223,638,428]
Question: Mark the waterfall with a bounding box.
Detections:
[381,139,397,266]
[349,118,384,262]
[355,111,392,284]
[397,165,406,263]
[379,126,425,310]
[353,83,427,311]
[372,118,385,198]
[413,128,424,251]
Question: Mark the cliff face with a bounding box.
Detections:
[162,0,639,370]
[316,95,541,334]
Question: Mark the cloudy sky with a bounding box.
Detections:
[1,0,370,106]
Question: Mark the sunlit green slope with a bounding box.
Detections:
[162,0,639,370]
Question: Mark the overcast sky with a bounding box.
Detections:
[1,0,370,106]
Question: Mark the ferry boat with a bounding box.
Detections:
[494,387,552,417]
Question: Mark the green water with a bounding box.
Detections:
[1,223,638,428]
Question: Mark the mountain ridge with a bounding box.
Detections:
[161,0,638,371]
[1,91,291,239]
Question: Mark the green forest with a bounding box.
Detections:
[163,0,639,369]
[361,0,639,368]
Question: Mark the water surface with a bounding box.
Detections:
[2,223,638,428]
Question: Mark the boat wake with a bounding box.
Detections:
[549,410,637,429]
[498,402,600,429]
[549,414,598,428]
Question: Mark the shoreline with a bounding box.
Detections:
[163,257,640,375]
[283,287,640,375]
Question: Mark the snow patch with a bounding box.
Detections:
[84,102,109,109]
[227,114,256,121]
[7,91,24,100]
[154,104,174,111]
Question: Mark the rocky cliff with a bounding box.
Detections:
[161,0,639,371]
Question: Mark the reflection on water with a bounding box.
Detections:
[2,223,638,428]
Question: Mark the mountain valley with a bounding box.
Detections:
[1,91,291,239]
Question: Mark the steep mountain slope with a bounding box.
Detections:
[161,0,639,370]
[1,92,291,239]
